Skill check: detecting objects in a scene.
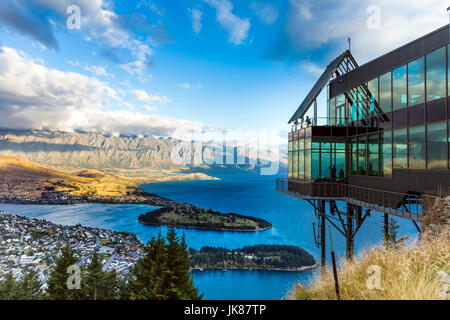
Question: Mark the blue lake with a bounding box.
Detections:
[0,171,419,300]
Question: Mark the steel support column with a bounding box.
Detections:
[346,203,354,259]
[384,213,389,245]
[319,200,326,273]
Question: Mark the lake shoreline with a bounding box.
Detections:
[191,264,319,273]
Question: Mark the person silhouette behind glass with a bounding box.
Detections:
[338,169,345,181]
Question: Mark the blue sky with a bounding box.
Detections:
[0,0,448,138]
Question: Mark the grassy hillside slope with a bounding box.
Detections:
[0,155,141,198]
[291,196,449,300]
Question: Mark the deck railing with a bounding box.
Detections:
[276,178,423,220]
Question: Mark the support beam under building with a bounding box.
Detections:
[346,204,354,260]
[384,213,389,245]
[319,200,326,273]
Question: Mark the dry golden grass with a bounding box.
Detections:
[290,233,449,300]
[0,155,219,199]
[0,155,139,198]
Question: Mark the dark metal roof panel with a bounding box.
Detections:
[288,50,353,124]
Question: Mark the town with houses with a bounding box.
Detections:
[0,210,144,287]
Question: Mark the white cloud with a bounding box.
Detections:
[284,0,448,63]
[298,60,324,78]
[132,89,171,105]
[84,65,114,78]
[178,83,191,89]
[204,0,251,45]
[178,82,203,89]
[142,105,158,112]
[0,46,203,138]
[250,2,279,25]
[14,0,155,82]
[188,8,203,35]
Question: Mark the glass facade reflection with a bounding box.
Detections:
[393,65,407,111]
[408,57,425,106]
[427,46,446,101]
[288,44,450,185]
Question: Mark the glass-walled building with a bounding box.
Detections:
[287,24,450,195]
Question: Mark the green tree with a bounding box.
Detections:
[383,218,408,248]
[130,228,202,300]
[130,233,167,300]
[81,251,118,300]
[0,270,42,300]
[46,246,79,300]
[164,228,201,300]
[20,269,42,300]
[0,272,20,300]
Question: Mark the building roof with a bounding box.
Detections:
[288,50,358,124]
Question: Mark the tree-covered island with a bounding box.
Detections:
[138,206,272,231]
[189,245,317,271]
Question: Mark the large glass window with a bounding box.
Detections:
[427,47,446,101]
[408,57,425,106]
[299,149,305,180]
[368,133,379,176]
[332,140,346,180]
[381,131,392,178]
[293,151,298,179]
[393,65,407,111]
[393,128,407,169]
[368,78,379,116]
[427,122,447,170]
[288,152,293,179]
[349,89,358,122]
[367,133,380,176]
[408,125,425,169]
[380,72,392,113]
[357,135,367,175]
[329,98,336,126]
[350,137,357,175]
[336,94,346,125]
[304,140,311,181]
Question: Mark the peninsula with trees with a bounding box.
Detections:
[138,206,273,232]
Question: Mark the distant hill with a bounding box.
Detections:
[0,155,140,199]
[0,129,280,177]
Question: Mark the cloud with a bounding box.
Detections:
[0,0,154,82]
[142,105,158,112]
[132,89,171,105]
[178,82,203,89]
[203,0,250,45]
[0,46,202,138]
[265,0,448,65]
[250,2,279,25]
[0,1,59,49]
[178,83,191,89]
[188,8,203,35]
[298,60,324,78]
[84,65,114,78]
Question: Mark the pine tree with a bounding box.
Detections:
[20,269,42,300]
[130,233,167,300]
[81,251,118,300]
[383,218,408,249]
[0,272,19,300]
[46,246,79,300]
[164,229,201,300]
[129,228,202,300]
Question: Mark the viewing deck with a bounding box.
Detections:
[276,178,424,222]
